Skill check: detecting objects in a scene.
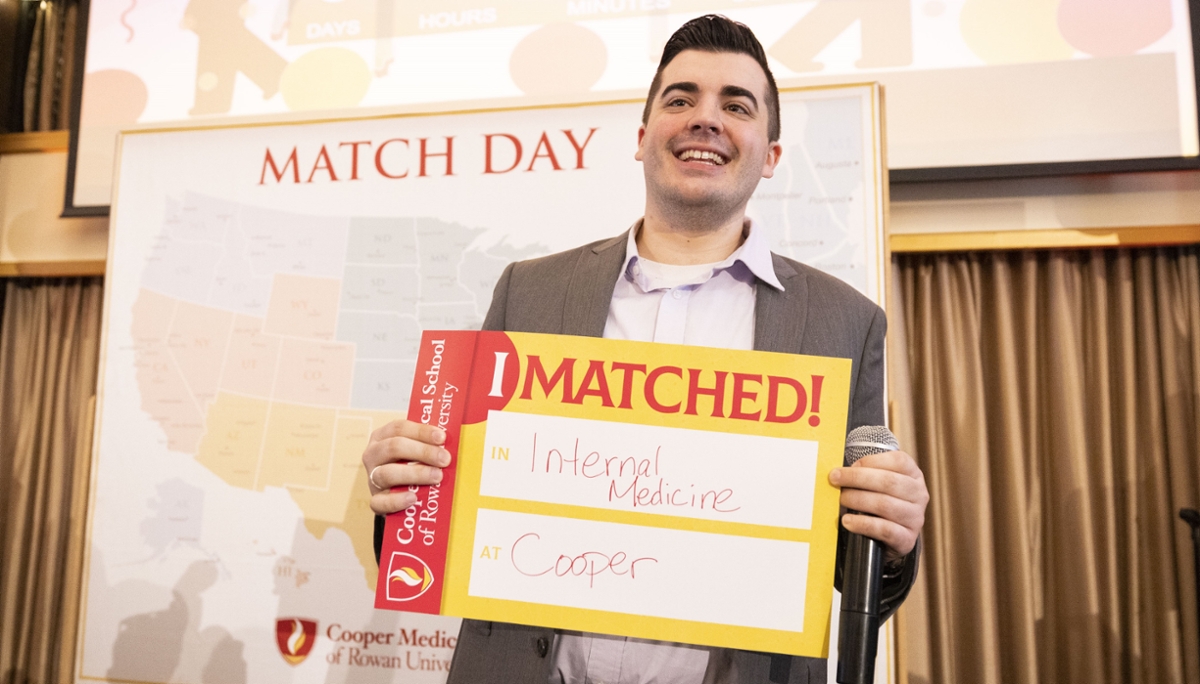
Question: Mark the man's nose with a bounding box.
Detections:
[687,99,722,134]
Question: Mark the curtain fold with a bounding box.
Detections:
[887,250,921,681]
[0,277,104,684]
[20,0,78,132]
[895,247,1200,684]
[21,2,45,132]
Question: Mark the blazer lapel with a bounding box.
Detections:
[561,231,628,337]
[754,253,808,354]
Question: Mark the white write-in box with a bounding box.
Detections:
[479,410,819,529]
[467,508,810,632]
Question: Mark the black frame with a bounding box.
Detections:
[890,154,1200,184]
[62,0,99,217]
[60,0,1200,216]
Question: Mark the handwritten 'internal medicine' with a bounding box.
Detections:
[528,433,740,514]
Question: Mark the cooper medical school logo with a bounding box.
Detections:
[387,552,435,601]
[275,618,318,665]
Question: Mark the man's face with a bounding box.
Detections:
[636,49,782,223]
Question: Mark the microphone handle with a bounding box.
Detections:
[837,524,883,684]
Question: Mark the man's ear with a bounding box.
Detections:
[635,126,646,162]
[760,141,783,179]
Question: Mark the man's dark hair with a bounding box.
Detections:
[641,14,781,142]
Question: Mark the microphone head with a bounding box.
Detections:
[1181,509,1200,528]
[845,425,899,465]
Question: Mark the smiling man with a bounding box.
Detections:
[363,15,928,684]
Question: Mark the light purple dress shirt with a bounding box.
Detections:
[547,220,785,684]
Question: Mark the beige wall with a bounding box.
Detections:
[889,171,1200,251]
[892,170,1200,233]
[0,136,108,275]
[1,133,1197,274]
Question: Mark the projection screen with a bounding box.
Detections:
[67,0,1199,212]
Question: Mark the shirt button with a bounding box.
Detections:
[672,289,684,300]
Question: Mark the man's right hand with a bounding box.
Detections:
[362,420,452,515]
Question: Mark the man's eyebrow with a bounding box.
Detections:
[721,85,758,109]
[660,81,699,97]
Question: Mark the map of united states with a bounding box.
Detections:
[128,192,542,582]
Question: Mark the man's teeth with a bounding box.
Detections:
[678,149,727,165]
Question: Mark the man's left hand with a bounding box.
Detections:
[829,451,929,564]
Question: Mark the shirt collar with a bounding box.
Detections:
[620,218,784,292]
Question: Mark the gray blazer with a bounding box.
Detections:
[375,231,919,684]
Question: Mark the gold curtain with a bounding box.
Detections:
[0,277,104,684]
[22,0,78,132]
[892,247,1200,684]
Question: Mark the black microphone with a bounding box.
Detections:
[837,425,899,684]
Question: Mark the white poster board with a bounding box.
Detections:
[79,84,886,684]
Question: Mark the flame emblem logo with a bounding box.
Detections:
[274,618,317,665]
[385,552,435,602]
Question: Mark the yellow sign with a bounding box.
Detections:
[377,330,851,657]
